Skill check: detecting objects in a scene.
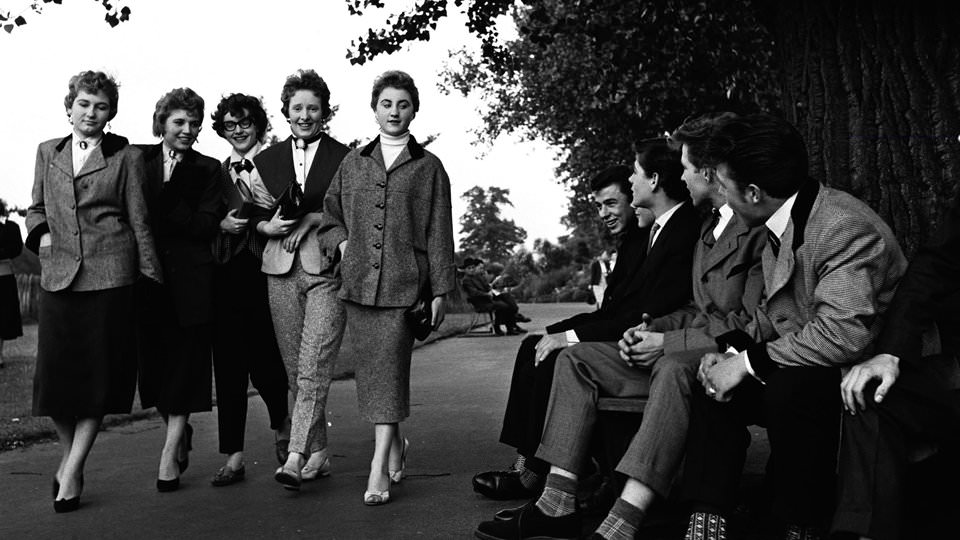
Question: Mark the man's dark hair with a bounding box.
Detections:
[700,113,809,198]
[634,138,689,202]
[589,165,632,198]
[669,112,739,169]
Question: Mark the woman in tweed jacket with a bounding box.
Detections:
[319,70,456,505]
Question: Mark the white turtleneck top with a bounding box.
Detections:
[380,131,410,169]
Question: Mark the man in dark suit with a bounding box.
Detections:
[473,142,701,503]
[831,192,960,540]
[680,114,907,540]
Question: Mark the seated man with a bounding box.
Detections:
[832,191,960,540]
[474,113,767,540]
[473,144,701,501]
[681,113,907,540]
[488,263,531,323]
[461,257,525,335]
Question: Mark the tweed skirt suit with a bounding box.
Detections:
[319,136,456,423]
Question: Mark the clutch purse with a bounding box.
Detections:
[276,181,306,220]
[405,286,434,341]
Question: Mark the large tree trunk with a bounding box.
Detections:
[771,0,960,255]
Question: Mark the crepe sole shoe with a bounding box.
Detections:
[274,465,301,491]
[211,465,246,487]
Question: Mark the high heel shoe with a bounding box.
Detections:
[156,477,180,492]
[177,423,193,474]
[363,489,390,506]
[389,438,409,484]
[53,474,84,500]
[53,496,80,513]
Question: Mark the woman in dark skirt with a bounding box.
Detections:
[25,70,162,512]
[319,71,456,505]
[0,198,24,368]
[136,88,223,492]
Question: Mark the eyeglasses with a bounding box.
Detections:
[222,118,254,132]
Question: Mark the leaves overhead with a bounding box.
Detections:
[2,0,131,34]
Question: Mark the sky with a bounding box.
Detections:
[0,0,571,249]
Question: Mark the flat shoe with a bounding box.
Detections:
[389,438,410,484]
[363,489,390,506]
[300,457,331,482]
[211,465,245,487]
[274,465,301,491]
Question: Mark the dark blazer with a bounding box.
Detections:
[0,220,23,260]
[462,272,492,299]
[651,211,767,353]
[547,201,701,342]
[318,136,457,307]
[253,135,350,275]
[137,143,223,326]
[742,181,908,380]
[25,133,161,291]
[879,192,960,386]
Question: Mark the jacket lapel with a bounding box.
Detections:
[764,182,821,297]
[701,214,748,275]
[260,136,296,196]
[76,146,107,178]
[52,137,73,177]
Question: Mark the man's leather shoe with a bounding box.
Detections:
[493,325,505,336]
[475,503,580,540]
[472,470,538,500]
[506,325,527,335]
[516,314,532,323]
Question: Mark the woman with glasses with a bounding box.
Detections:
[26,70,161,512]
[208,93,290,486]
[319,70,456,505]
[250,70,350,491]
[136,87,223,493]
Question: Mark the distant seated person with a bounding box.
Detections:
[589,249,616,309]
[461,257,526,336]
[486,262,530,323]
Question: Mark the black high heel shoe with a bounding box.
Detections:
[177,424,193,474]
[156,477,180,492]
[53,474,84,500]
[53,496,80,513]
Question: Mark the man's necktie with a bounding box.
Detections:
[704,208,721,246]
[767,228,781,257]
[231,159,255,175]
[648,222,661,252]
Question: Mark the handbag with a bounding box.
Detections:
[405,286,434,341]
[275,181,306,220]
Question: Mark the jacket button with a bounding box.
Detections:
[377,182,386,188]
[75,256,81,262]
[372,262,380,269]
[374,242,382,249]
[73,230,79,236]
[375,202,384,209]
[69,203,76,209]
[374,224,383,230]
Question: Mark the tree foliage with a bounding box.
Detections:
[1,0,130,34]
[347,0,960,255]
[459,185,527,262]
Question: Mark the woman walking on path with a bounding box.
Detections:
[208,93,291,486]
[251,70,350,491]
[26,70,161,512]
[319,70,456,505]
[135,87,223,493]
[0,198,24,369]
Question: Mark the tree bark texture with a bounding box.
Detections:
[772,0,960,255]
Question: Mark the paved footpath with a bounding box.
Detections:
[0,303,586,539]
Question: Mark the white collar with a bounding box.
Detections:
[74,132,103,150]
[765,192,799,239]
[655,201,685,229]
[230,142,262,163]
[292,136,320,151]
[717,203,734,221]
[162,142,183,162]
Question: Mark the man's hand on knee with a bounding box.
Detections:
[534,333,568,366]
[840,353,900,414]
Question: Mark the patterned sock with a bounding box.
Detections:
[518,468,541,490]
[512,454,527,472]
[534,473,578,517]
[595,498,646,540]
[784,524,823,540]
[684,512,727,540]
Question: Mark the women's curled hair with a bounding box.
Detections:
[64,70,120,121]
[280,70,331,120]
[370,70,420,112]
[211,93,270,142]
[152,88,205,137]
